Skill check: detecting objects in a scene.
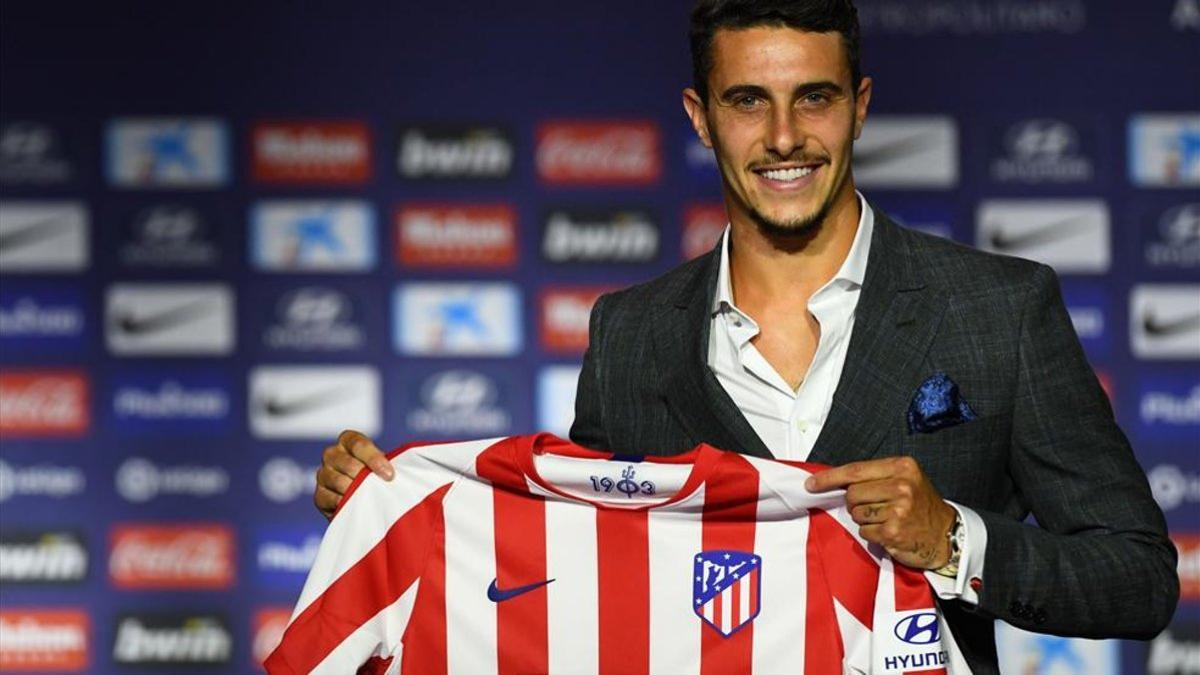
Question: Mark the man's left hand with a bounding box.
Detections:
[805,456,956,571]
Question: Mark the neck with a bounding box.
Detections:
[726,185,862,305]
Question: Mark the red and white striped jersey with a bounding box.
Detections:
[266,434,969,675]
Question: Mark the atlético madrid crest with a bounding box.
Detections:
[693,550,762,637]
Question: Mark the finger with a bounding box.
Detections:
[314,483,342,520]
[317,465,354,496]
[339,430,393,481]
[844,478,907,508]
[850,502,892,525]
[323,444,367,479]
[805,458,901,492]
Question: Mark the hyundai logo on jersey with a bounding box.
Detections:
[693,550,761,638]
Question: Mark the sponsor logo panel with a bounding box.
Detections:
[537,121,661,185]
[1147,464,1200,514]
[857,1,1087,35]
[0,460,86,503]
[397,125,513,180]
[258,456,319,504]
[1146,622,1199,675]
[118,203,220,267]
[396,203,518,267]
[0,121,72,184]
[252,120,371,184]
[105,283,235,356]
[254,525,322,588]
[106,118,229,188]
[988,117,1096,184]
[262,286,366,352]
[1061,283,1111,358]
[0,370,90,439]
[1175,0,1200,31]
[682,203,727,260]
[252,608,292,667]
[1174,533,1200,602]
[249,365,380,439]
[1143,202,1200,270]
[0,285,87,354]
[994,621,1117,675]
[538,365,581,438]
[109,370,233,434]
[541,208,659,264]
[251,200,376,272]
[1130,284,1200,359]
[114,457,230,503]
[1136,373,1200,444]
[393,282,522,356]
[109,523,235,589]
[0,609,89,672]
[1129,113,1200,187]
[0,201,89,273]
[880,202,956,240]
[853,116,958,188]
[403,368,517,438]
[976,199,1111,273]
[112,613,232,667]
[540,287,609,353]
[682,128,720,182]
[0,531,88,585]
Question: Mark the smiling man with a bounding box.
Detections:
[315,1,1177,672]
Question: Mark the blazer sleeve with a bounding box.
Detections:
[973,263,1179,639]
[569,292,612,451]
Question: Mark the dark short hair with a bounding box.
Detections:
[690,0,862,103]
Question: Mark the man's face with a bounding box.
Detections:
[684,26,871,237]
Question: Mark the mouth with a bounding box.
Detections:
[751,162,823,191]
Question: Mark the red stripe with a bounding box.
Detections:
[714,588,725,632]
[804,515,844,675]
[748,569,758,617]
[809,510,879,628]
[596,509,649,675]
[476,441,550,675]
[893,565,934,612]
[700,454,758,675]
[399,490,448,675]
[266,485,451,674]
[731,580,741,628]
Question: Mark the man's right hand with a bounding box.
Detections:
[315,429,395,520]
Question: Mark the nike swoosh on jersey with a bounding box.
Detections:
[111,299,216,336]
[852,133,937,169]
[486,577,554,603]
[1142,311,1200,337]
[258,386,351,418]
[986,214,1097,252]
[0,216,74,253]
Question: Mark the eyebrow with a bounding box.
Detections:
[718,81,846,101]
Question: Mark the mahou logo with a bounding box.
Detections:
[109,524,234,589]
[396,203,517,267]
[540,288,609,353]
[0,609,89,672]
[252,121,371,184]
[683,203,727,260]
[252,607,291,666]
[0,370,89,438]
[536,121,661,185]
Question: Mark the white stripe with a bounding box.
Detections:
[310,583,419,674]
[443,477,498,675]
[293,438,499,620]
[749,495,808,672]
[739,574,751,622]
[545,499,599,675]
[647,487,704,675]
[720,585,732,633]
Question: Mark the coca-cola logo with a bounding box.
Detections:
[109,524,234,589]
[0,371,89,438]
[536,121,661,185]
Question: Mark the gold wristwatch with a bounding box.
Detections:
[933,510,964,578]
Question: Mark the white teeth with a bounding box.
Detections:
[760,166,815,181]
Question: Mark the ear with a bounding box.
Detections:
[853,76,873,140]
[682,88,713,149]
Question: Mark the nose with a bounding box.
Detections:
[764,106,803,159]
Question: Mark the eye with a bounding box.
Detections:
[801,92,830,106]
[735,95,761,109]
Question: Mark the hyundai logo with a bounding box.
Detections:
[893,612,940,645]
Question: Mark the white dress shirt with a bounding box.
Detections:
[705,192,986,603]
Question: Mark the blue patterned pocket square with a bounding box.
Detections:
[907,372,977,435]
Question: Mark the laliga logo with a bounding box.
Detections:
[894,613,940,645]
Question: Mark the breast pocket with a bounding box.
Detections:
[908,410,1012,504]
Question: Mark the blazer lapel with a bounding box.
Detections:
[808,209,948,467]
[650,247,773,459]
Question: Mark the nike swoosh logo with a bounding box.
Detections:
[258,386,351,417]
[986,214,1097,252]
[111,299,215,336]
[0,216,74,253]
[1143,311,1200,337]
[853,133,937,169]
[487,577,554,602]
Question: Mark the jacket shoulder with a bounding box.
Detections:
[897,226,1052,295]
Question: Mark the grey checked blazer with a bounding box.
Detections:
[568,205,1178,673]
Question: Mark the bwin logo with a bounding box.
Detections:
[894,613,940,645]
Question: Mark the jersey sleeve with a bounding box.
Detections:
[264,444,458,675]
